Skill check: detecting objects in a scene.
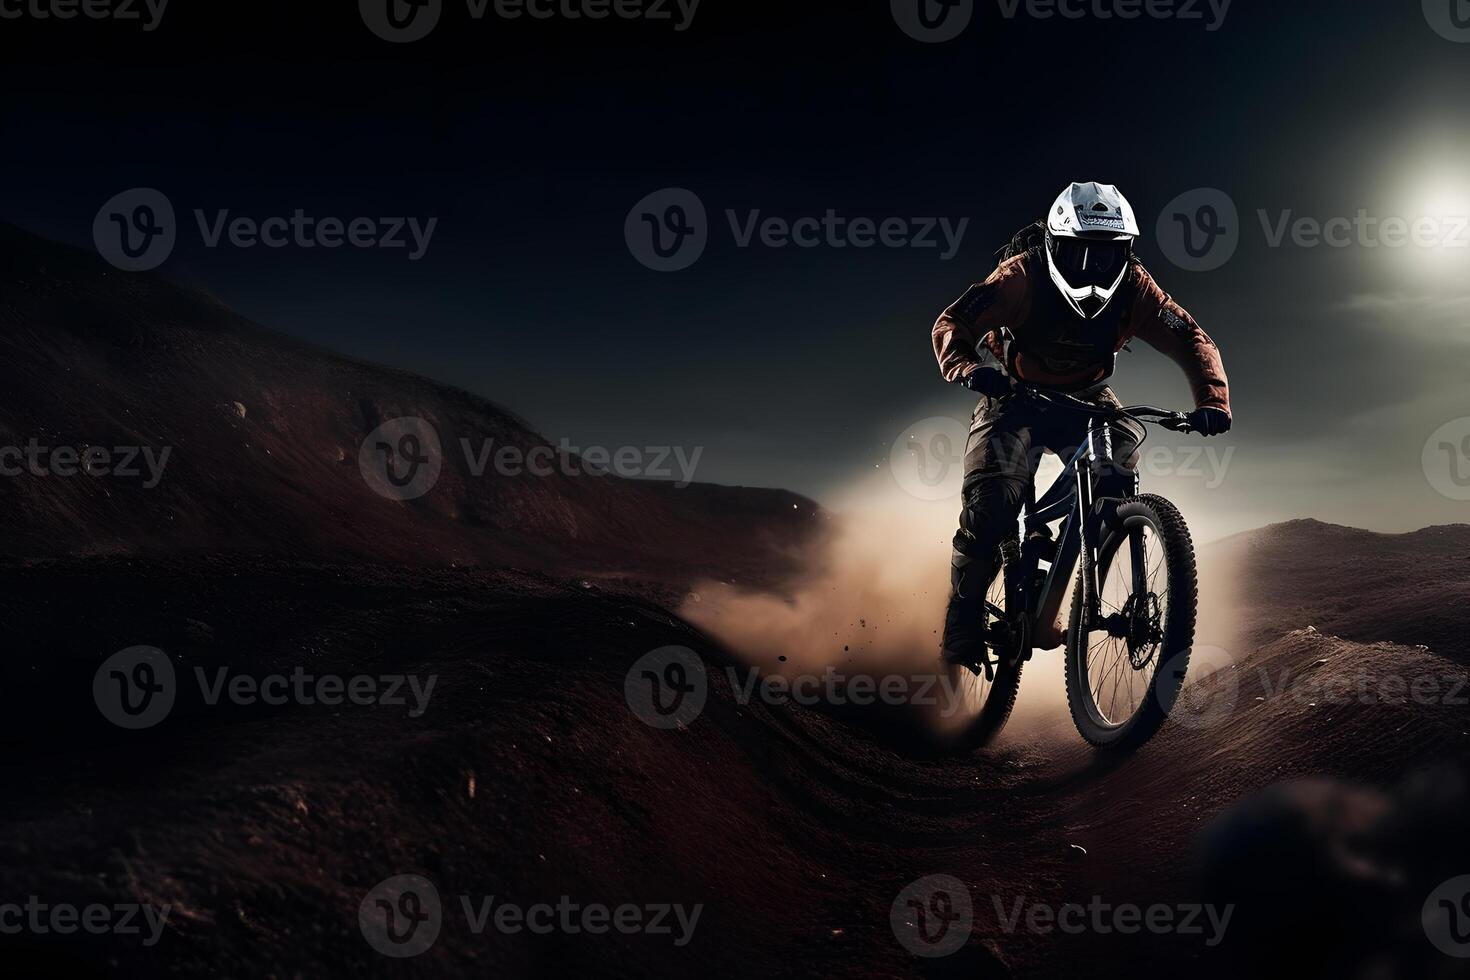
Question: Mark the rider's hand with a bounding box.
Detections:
[962,367,1014,399]
[1185,407,1232,437]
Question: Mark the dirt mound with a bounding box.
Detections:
[3,556,1468,978]
[1203,519,1470,662]
[0,224,818,582]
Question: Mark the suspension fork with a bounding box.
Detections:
[1075,418,1111,629]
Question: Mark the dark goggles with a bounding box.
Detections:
[1047,235,1130,291]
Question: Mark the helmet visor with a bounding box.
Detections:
[1048,237,1130,291]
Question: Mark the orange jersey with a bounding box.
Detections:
[932,251,1231,416]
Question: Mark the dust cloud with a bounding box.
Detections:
[679,438,1247,747]
[678,462,1077,744]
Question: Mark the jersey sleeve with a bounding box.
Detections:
[931,257,1026,384]
[1126,267,1231,417]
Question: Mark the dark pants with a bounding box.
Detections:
[941,388,1140,661]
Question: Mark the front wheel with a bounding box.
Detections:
[932,539,1025,751]
[1064,494,1198,750]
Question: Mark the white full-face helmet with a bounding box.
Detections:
[1044,181,1140,319]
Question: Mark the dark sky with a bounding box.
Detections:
[4,0,1469,537]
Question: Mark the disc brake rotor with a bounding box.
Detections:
[1120,592,1162,670]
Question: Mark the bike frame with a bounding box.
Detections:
[1004,392,1186,644]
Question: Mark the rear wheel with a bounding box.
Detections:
[1064,494,1197,750]
[937,539,1025,751]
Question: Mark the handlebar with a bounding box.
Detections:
[1011,383,1196,433]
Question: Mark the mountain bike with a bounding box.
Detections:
[941,385,1203,751]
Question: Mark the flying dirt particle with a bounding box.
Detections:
[467,770,477,800]
[232,401,247,419]
[830,928,845,939]
[1067,844,1088,859]
[1311,658,1329,668]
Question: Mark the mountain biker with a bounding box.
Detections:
[932,181,1232,668]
